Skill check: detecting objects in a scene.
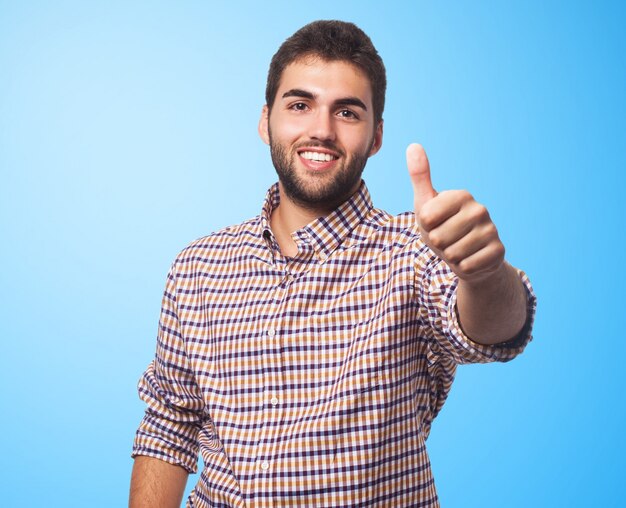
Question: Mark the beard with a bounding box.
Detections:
[269,130,372,211]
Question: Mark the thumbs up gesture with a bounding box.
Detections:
[407,143,505,284]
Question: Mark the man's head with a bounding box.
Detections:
[259,21,386,211]
[265,20,386,125]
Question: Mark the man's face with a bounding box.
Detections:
[259,57,383,210]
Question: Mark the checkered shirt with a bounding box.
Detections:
[132,181,535,507]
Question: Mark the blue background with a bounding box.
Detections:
[1,1,624,506]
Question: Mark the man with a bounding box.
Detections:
[130,20,535,507]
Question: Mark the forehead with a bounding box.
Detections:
[276,57,373,107]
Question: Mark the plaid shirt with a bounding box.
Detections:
[132,182,535,507]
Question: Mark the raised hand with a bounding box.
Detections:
[406,143,505,285]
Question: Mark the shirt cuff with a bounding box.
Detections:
[444,268,536,364]
[131,410,200,474]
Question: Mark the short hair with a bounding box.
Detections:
[265,20,386,124]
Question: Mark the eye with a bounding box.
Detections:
[338,109,359,120]
[289,102,309,112]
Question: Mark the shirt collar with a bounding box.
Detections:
[259,181,374,262]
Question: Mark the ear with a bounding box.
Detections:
[368,120,384,157]
[258,105,270,145]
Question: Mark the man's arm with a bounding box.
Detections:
[131,263,205,506]
[456,261,527,344]
[407,144,528,345]
[129,456,189,508]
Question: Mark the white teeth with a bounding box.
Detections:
[300,151,337,162]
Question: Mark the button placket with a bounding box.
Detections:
[254,284,284,501]
[255,279,288,502]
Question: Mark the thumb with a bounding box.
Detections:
[406,143,436,212]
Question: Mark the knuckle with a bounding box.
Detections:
[473,203,489,222]
[458,258,476,275]
[457,190,473,203]
[443,246,460,264]
[484,222,498,239]
[493,242,506,261]
[418,210,434,230]
[428,230,444,249]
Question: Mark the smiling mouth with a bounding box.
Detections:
[299,151,339,162]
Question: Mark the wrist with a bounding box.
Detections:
[459,261,510,290]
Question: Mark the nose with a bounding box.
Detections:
[307,110,336,142]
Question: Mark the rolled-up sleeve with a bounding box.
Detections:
[416,245,536,365]
[132,263,205,473]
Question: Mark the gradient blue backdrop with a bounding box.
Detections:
[1,1,624,506]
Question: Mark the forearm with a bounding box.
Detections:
[129,456,189,508]
[456,262,528,345]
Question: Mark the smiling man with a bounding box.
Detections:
[260,57,383,256]
[130,20,536,508]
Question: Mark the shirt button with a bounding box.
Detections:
[270,396,279,406]
[260,461,270,471]
[267,328,276,338]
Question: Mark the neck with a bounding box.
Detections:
[269,184,325,257]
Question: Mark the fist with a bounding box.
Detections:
[406,143,505,283]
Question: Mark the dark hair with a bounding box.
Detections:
[265,20,386,124]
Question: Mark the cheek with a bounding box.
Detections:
[345,129,375,156]
[270,116,303,144]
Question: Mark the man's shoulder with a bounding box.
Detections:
[339,206,422,255]
[375,208,416,229]
[172,215,262,267]
[360,207,419,239]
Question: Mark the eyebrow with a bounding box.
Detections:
[282,88,315,100]
[281,89,368,111]
[335,97,368,111]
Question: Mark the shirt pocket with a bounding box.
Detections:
[317,346,387,484]
[316,316,384,400]
[330,322,386,419]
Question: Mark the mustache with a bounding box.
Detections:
[293,140,345,156]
